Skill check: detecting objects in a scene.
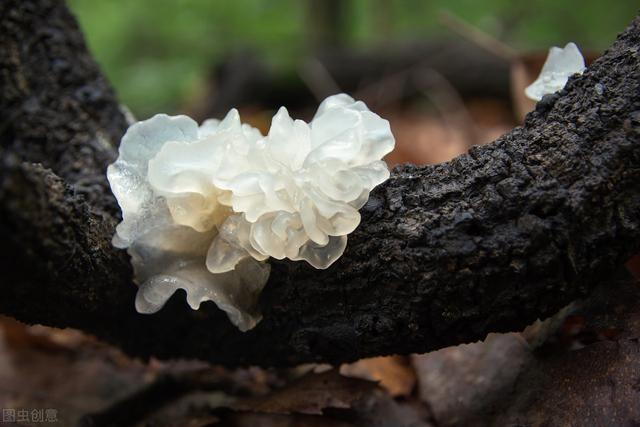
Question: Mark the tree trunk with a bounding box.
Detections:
[1,0,639,366]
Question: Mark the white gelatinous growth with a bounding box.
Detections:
[107,94,394,331]
[525,42,586,101]
[107,114,270,331]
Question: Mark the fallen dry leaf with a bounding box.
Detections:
[217,412,355,427]
[231,370,376,415]
[409,271,640,427]
[222,381,432,427]
[412,332,532,426]
[491,277,640,426]
[0,319,156,426]
[339,356,416,397]
[349,388,433,427]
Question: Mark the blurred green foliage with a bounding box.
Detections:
[68,0,638,117]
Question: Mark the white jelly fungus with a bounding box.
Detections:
[525,42,586,101]
[107,94,395,331]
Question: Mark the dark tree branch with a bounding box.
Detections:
[1,0,639,366]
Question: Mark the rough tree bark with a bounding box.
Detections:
[0,0,639,367]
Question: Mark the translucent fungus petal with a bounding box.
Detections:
[294,235,348,269]
[135,257,270,331]
[525,42,586,101]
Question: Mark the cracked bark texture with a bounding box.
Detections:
[1,0,639,366]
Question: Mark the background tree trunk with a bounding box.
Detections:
[0,0,639,366]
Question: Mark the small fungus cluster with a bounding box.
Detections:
[525,42,586,101]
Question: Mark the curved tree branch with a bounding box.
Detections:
[1,0,639,366]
